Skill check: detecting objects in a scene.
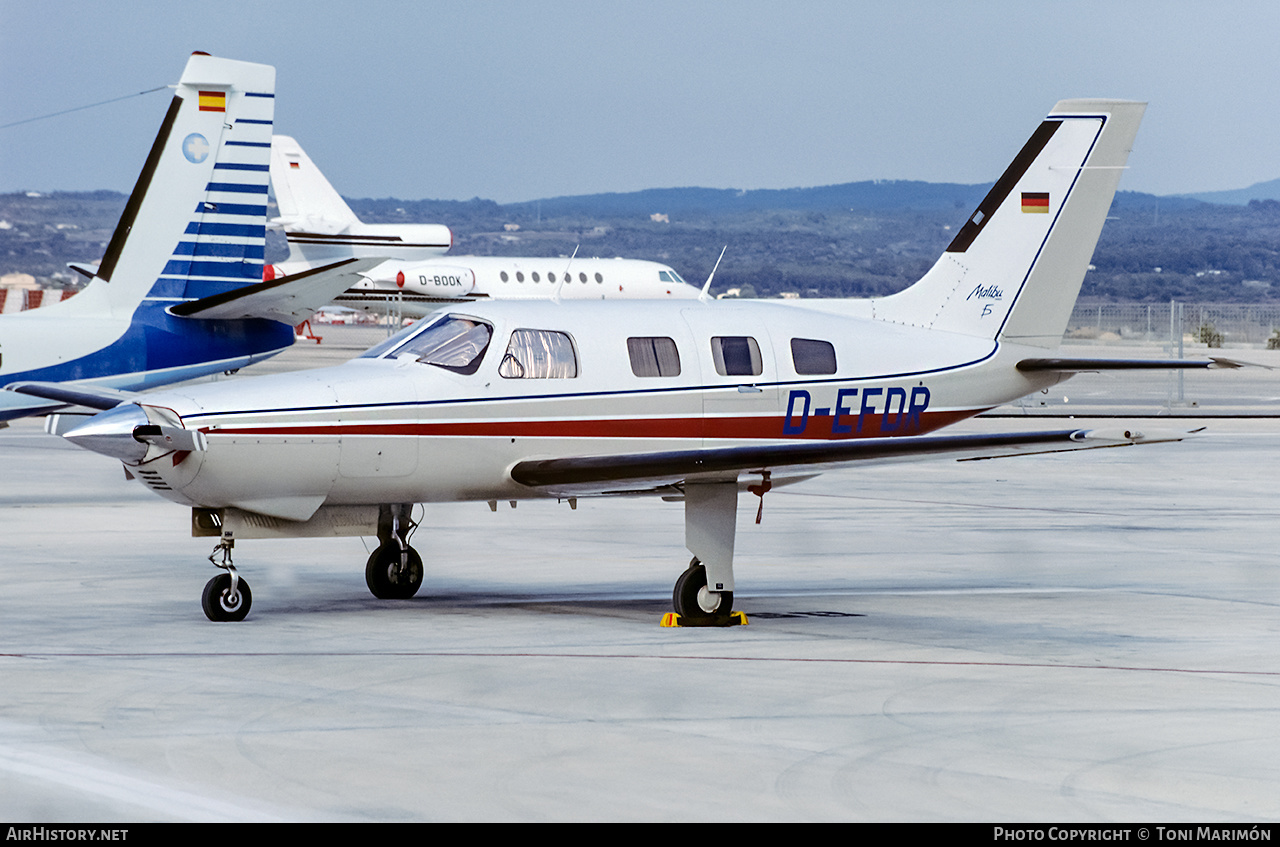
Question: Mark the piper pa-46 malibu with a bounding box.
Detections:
[266,135,700,314]
[38,98,1241,624]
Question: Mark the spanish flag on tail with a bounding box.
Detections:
[198,91,226,112]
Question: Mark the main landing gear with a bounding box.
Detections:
[665,481,747,627]
[672,557,734,624]
[365,503,423,600]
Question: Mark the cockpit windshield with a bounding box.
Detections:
[360,314,493,375]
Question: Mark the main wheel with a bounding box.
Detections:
[672,559,733,624]
[202,573,251,622]
[365,544,424,599]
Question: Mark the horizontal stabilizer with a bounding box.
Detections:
[66,262,99,280]
[169,257,381,324]
[4,381,136,411]
[511,428,1181,496]
[1017,356,1258,372]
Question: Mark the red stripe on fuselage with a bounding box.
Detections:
[206,408,982,440]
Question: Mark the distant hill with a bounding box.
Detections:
[7,180,1280,304]
[381,183,1214,219]
[504,180,991,217]
[1178,177,1280,206]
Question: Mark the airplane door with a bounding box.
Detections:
[335,371,420,479]
[680,307,780,445]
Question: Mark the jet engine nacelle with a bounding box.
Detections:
[373,263,477,298]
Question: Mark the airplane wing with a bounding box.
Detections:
[170,258,381,324]
[1017,356,1258,372]
[510,427,1178,497]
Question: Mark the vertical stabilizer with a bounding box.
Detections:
[872,100,1145,348]
[270,134,360,234]
[269,135,452,268]
[94,53,275,310]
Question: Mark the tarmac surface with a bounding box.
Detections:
[2,326,1279,821]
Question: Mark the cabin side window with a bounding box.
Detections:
[791,338,837,375]
[710,336,762,377]
[627,337,681,377]
[499,329,578,379]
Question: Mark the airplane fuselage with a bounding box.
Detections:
[345,255,699,300]
[272,254,702,313]
[113,298,1059,518]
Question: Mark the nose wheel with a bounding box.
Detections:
[202,571,251,622]
[202,536,251,622]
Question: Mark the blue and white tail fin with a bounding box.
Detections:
[80,53,274,314]
[872,99,1145,348]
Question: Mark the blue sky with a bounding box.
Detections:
[3,1,1278,202]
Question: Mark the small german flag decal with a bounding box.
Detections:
[198,91,226,112]
[1021,192,1050,213]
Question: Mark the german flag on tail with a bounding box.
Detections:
[1021,192,1049,213]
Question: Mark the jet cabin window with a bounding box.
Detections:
[364,314,493,375]
[499,329,578,379]
[627,337,681,377]
[791,338,837,375]
[710,336,763,377]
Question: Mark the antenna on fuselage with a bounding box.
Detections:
[553,244,579,303]
[699,245,727,303]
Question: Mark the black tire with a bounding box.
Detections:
[202,573,251,622]
[365,544,424,600]
[672,560,732,623]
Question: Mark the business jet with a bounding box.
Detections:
[0,53,374,421]
[32,98,1242,625]
[266,135,700,313]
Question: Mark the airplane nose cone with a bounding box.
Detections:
[63,403,151,464]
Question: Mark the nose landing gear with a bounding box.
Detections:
[202,537,251,622]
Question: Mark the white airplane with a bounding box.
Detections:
[0,53,374,422]
[266,135,700,312]
[38,98,1243,625]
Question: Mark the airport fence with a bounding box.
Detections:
[1068,301,1280,348]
